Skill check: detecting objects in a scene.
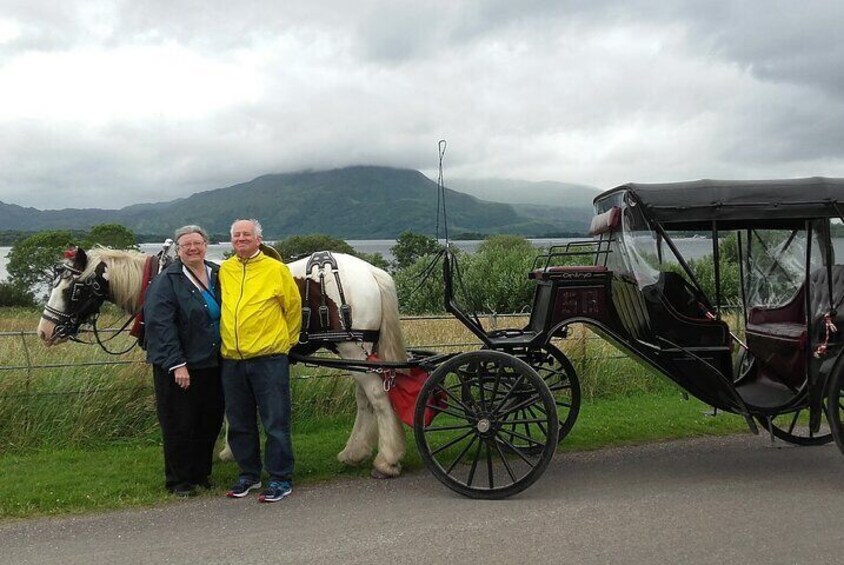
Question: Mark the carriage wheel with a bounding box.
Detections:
[756,404,833,446]
[827,362,844,455]
[521,345,581,444]
[414,350,559,499]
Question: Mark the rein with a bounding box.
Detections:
[71,312,139,355]
[45,241,175,355]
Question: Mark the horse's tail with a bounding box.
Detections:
[372,267,407,363]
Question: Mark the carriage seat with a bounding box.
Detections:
[745,265,844,387]
[744,321,805,340]
[747,265,844,335]
[641,272,730,348]
[529,265,608,281]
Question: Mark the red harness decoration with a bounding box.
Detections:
[129,256,159,339]
[814,313,838,358]
[368,354,439,426]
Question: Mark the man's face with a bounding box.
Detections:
[231,220,261,258]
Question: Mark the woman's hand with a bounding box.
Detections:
[173,366,191,389]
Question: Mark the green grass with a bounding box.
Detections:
[1,308,752,520]
[0,391,749,521]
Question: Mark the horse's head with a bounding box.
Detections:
[37,247,110,346]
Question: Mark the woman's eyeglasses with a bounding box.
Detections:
[178,241,206,249]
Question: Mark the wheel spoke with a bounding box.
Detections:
[786,411,800,435]
[505,417,551,425]
[493,437,518,483]
[424,423,475,432]
[495,435,539,467]
[522,403,548,437]
[490,373,526,413]
[466,439,483,487]
[498,427,546,447]
[445,435,478,475]
[428,429,475,457]
[485,442,494,489]
[425,403,472,421]
[496,393,548,418]
[437,383,475,415]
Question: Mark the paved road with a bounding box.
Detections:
[2,434,842,565]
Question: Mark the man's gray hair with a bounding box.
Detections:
[230,218,263,238]
[174,224,209,244]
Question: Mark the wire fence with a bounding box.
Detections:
[0,306,743,395]
[1,308,749,450]
[0,313,545,391]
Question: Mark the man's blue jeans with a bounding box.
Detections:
[221,355,294,482]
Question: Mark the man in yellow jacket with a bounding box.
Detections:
[220,218,301,503]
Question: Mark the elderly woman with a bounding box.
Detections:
[144,225,224,497]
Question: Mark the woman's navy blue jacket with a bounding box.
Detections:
[143,259,221,371]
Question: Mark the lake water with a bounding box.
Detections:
[0,237,722,282]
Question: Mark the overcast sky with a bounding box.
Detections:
[2,1,843,210]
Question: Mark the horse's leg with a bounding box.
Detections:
[353,371,405,478]
[218,417,234,461]
[336,379,378,466]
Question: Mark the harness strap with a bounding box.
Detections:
[298,251,360,345]
[303,329,380,343]
[129,256,159,338]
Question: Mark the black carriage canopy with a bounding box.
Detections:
[594,177,844,230]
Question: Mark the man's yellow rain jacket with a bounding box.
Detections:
[219,250,302,360]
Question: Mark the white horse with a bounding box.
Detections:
[37,246,408,478]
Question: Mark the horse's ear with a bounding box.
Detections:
[71,247,88,270]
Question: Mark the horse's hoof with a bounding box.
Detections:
[370,468,394,479]
[337,452,366,467]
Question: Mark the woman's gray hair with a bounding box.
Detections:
[230,218,263,238]
[174,224,209,244]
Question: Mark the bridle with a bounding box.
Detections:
[41,262,131,352]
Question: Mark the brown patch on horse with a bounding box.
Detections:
[294,276,341,332]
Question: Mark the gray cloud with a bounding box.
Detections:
[2,1,844,209]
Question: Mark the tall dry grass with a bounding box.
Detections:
[0,307,743,453]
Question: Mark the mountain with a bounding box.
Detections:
[0,201,117,230]
[0,166,596,238]
[445,178,601,208]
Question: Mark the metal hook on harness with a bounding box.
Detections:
[382,369,396,392]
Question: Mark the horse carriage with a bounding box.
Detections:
[36,177,844,500]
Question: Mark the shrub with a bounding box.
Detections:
[0,282,35,307]
[394,253,448,314]
[457,235,537,313]
[273,234,356,260]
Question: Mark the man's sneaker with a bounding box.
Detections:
[226,478,262,498]
[258,480,292,503]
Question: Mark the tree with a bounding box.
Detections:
[83,223,138,250]
[273,234,356,261]
[390,231,443,270]
[6,230,76,301]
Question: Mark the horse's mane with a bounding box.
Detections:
[82,247,149,314]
